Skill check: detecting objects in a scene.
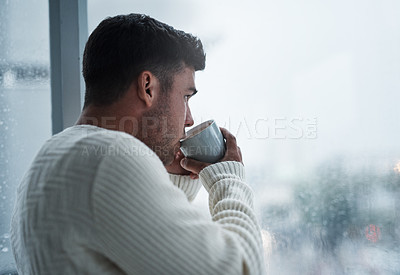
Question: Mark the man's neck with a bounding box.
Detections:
[76,105,140,136]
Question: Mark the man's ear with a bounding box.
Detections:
[137,71,159,107]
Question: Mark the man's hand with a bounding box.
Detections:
[165,150,199,179]
[180,127,243,175]
[219,127,243,164]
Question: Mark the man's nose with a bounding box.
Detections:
[185,107,194,127]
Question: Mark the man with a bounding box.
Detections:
[11,14,266,274]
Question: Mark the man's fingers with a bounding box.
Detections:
[219,127,243,164]
[220,127,237,150]
[180,158,210,175]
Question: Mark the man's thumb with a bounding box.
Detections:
[180,157,210,174]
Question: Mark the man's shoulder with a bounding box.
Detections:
[50,125,152,152]
[34,125,158,167]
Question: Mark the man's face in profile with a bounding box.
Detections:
[142,66,196,165]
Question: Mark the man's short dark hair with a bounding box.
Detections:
[82,13,206,108]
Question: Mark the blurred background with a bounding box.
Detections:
[1,0,399,273]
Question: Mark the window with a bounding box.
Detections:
[88,1,400,273]
[0,0,51,270]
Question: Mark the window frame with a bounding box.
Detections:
[49,0,88,134]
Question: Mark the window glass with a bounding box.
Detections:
[88,1,400,273]
[0,0,51,269]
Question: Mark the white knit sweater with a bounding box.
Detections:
[10,125,266,274]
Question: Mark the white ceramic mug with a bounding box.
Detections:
[180,120,226,163]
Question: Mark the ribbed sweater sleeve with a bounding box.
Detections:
[200,161,266,274]
[91,137,266,275]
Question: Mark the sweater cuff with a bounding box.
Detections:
[168,174,202,202]
[199,161,245,193]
